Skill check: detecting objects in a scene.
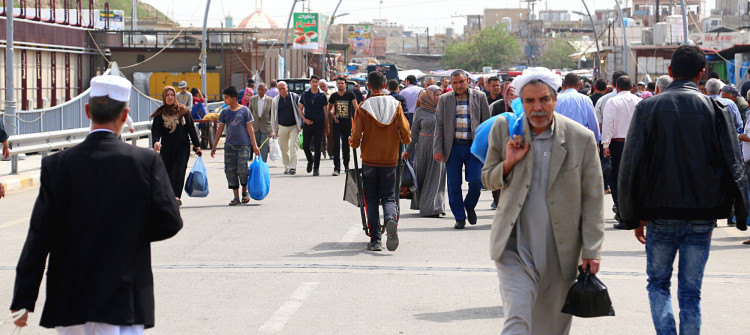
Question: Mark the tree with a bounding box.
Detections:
[441,24,521,72]
[539,39,577,70]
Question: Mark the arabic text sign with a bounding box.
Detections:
[293,13,321,50]
[347,24,372,56]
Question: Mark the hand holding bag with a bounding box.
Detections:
[184,157,209,197]
[561,266,615,318]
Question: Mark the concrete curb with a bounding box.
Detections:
[1,174,41,193]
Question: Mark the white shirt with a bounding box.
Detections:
[257,97,266,118]
[743,113,750,163]
[400,84,423,114]
[601,91,642,148]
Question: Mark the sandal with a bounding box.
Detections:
[241,192,251,204]
[228,198,241,206]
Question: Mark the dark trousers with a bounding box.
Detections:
[302,122,324,170]
[609,141,625,208]
[332,118,352,171]
[362,164,398,241]
[599,142,611,191]
[160,144,190,199]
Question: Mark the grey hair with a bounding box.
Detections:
[655,75,672,92]
[277,81,287,88]
[519,79,557,100]
[450,70,466,78]
[257,83,267,89]
[706,78,723,95]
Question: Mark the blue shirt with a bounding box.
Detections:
[556,88,601,142]
[300,90,328,123]
[710,95,743,133]
[218,106,254,145]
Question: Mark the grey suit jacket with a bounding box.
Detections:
[249,95,274,134]
[481,114,604,281]
[432,88,491,163]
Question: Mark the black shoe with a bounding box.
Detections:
[613,222,628,230]
[385,220,399,251]
[614,211,622,222]
[289,169,296,175]
[313,169,319,176]
[367,240,382,251]
[454,220,466,229]
[467,208,477,225]
[307,162,313,173]
[332,170,340,176]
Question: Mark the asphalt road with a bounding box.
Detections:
[1,150,749,334]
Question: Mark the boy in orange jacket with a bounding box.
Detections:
[350,71,411,251]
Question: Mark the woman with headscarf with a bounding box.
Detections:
[402,85,446,217]
[151,86,202,205]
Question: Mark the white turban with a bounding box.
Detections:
[510,67,562,94]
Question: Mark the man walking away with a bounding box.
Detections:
[482,67,604,335]
[350,71,411,251]
[433,70,491,229]
[556,73,601,142]
[271,81,302,175]
[298,75,329,176]
[619,45,749,335]
[10,75,184,332]
[654,75,673,95]
[328,76,359,175]
[589,79,607,106]
[266,80,279,98]
[602,75,641,228]
[249,83,274,162]
[387,79,408,113]
[400,75,423,124]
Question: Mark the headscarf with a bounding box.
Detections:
[418,85,442,112]
[151,85,190,119]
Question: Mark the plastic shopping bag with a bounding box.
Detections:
[470,115,501,163]
[184,157,209,197]
[269,138,282,162]
[0,309,26,335]
[247,155,270,200]
[561,266,615,318]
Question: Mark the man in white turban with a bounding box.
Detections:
[481,67,605,334]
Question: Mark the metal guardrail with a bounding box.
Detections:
[7,121,153,174]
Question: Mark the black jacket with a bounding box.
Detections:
[11,131,183,328]
[618,80,749,230]
[389,92,408,113]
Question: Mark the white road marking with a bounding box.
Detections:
[0,217,29,230]
[259,282,319,332]
[335,225,362,248]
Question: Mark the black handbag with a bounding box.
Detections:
[601,157,612,177]
[561,266,615,318]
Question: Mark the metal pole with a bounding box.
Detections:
[581,1,603,79]
[132,0,137,31]
[201,0,211,100]
[614,0,629,73]
[283,0,300,78]
[5,0,17,138]
[322,0,343,80]
[679,0,688,44]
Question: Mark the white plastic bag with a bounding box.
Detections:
[269,138,282,162]
[1,309,26,334]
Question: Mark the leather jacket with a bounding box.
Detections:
[618,80,749,231]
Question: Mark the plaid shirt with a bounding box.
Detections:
[454,96,471,140]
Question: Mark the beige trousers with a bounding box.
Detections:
[277,125,300,170]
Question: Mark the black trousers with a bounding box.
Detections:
[599,142,610,191]
[362,164,398,241]
[303,122,325,170]
[160,144,190,199]
[332,118,352,171]
[609,141,625,208]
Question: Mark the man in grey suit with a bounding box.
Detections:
[249,83,274,162]
[481,67,604,334]
[433,70,491,229]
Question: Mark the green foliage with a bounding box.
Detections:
[441,24,521,72]
[539,38,577,70]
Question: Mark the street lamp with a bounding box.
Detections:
[283,0,305,78]
[322,10,350,80]
[573,4,603,79]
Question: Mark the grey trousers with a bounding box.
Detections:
[496,237,574,335]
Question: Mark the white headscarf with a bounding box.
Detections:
[510,67,562,94]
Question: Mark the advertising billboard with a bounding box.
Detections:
[293,13,327,50]
[347,24,372,56]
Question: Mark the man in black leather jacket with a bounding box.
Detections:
[618,45,749,335]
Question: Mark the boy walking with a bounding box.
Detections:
[350,71,411,251]
[211,87,261,205]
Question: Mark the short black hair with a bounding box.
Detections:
[612,71,627,85]
[647,82,656,91]
[336,76,347,83]
[190,87,199,96]
[487,76,500,84]
[616,76,632,91]
[223,86,239,99]
[270,80,277,87]
[564,73,580,88]
[671,45,706,80]
[387,79,399,91]
[405,75,417,85]
[88,96,127,123]
[595,79,607,91]
[367,71,386,90]
[310,75,319,81]
[247,79,254,86]
[709,71,720,79]
[699,80,707,86]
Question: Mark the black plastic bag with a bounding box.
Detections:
[561,266,615,318]
[601,157,612,177]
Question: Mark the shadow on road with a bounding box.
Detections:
[286,242,393,258]
[414,306,503,322]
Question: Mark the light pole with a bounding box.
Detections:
[283,0,304,78]
[5,0,17,138]
[200,0,211,100]
[614,0,629,74]
[322,10,349,80]
[679,0,688,44]
[574,5,603,79]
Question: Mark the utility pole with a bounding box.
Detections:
[132,0,137,31]
[201,0,211,99]
[5,0,17,136]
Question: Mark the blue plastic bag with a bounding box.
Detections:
[470,97,525,163]
[184,157,209,197]
[247,155,270,200]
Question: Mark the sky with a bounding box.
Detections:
[140,0,716,35]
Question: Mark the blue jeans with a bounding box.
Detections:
[446,143,482,221]
[646,220,714,335]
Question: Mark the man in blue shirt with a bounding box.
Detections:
[298,75,329,176]
[556,73,601,142]
[706,78,743,133]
